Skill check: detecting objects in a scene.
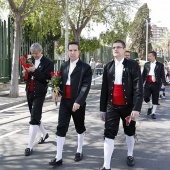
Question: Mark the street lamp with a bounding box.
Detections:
[65,0,69,61]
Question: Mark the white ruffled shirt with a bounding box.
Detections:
[148,60,156,82]
[114,58,124,84]
[66,58,79,85]
[31,55,42,79]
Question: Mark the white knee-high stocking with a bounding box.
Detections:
[55,136,65,161]
[27,125,39,149]
[103,138,114,169]
[152,104,157,114]
[77,132,85,154]
[126,135,135,156]
[39,122,47,139]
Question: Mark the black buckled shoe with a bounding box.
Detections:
[25,148,33,156]
[74,152,83,161]
[99,167,111,170]
[127,156,135,166]
[147,107,152,115]
[49,158,62,166]
[151,114,156,119]
[38,133,49,144]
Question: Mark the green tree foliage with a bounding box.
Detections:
[23,0,62,41]
[56,31,100,55]
[59,0,139,43]
[100,6,131,45]
[129,3,152,60]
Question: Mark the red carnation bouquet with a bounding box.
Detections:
[19,54,33,80]
[49,70,62,105]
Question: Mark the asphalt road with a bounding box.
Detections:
[0,84,170,170]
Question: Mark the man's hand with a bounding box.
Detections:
[131,111,140,121]
[72,103,80,112]
[100,112,106,122]
[26,65,36,72]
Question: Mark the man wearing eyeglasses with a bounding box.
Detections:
[99,40,143,170]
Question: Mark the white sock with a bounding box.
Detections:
[126,135,135,156]
[152,104,157,114]
[103,138,114,169]
[39,122,47,139]
[27,125,39,149]
[147,101,152,108]
[77,132,85,153]
[55,136,65,161]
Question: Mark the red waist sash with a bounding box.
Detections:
[147,75,153,83]
[112,84,125,105]
[65,85,71,98]
[28,79,34,92]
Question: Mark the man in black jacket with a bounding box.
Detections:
[142,51,166,119]
[100,40,143,170]
[49,41,92,166]
[24,43,54,156]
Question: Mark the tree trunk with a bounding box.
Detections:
[9,17,21,98]
[73,29,81,43]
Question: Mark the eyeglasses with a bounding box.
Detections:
[112,46,124,50]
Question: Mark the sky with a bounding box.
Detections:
[140,0,170,29]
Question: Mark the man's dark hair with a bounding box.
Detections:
[126,50,131,54]
[149,51,157,58]
[68,41,80,50]
[113,40,126,48]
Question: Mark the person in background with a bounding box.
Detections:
[89,57,96,75]
[96,60,102,76]
[49,41,92,167]
[24,43,54,156]
[142,51,166,119]
[100,40,143,170]
[159,82,166,99]
[125,50,131,59]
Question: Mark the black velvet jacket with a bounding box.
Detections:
[59,59,92,106]
[142,61,166,85]
[26,56,54,97]
[100,58,143,112]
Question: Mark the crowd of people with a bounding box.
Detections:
[22,40,167,170]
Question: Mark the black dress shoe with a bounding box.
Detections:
[147,107,152,115]
[25,148,33,156]
[151,114,156,119]
[49,158,62,166]
[99,167,111,170]
[38,133,49,144]
[74,152,83,161]
[127,156,135,166]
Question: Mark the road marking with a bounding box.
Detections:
[0,129,23,139]
[0,94,52,113]
[0,102,27,113]
[0,115,57,139]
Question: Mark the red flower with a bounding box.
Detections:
[24,54,28,59]
[19,56,31,69]
[56,70,61,77]
[50,72,55,77]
